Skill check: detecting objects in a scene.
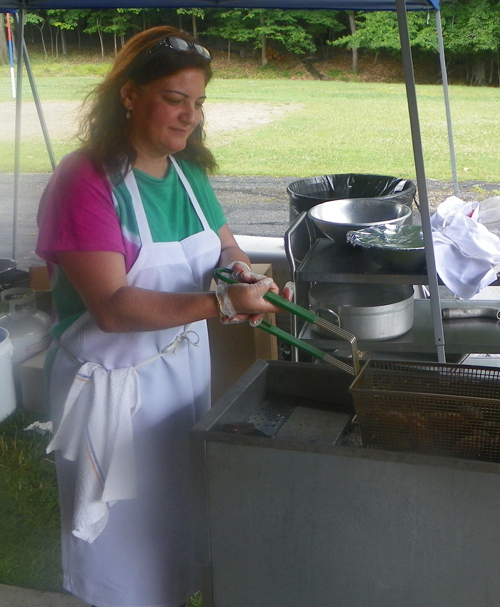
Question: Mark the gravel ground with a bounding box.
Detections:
[0,172,499,271]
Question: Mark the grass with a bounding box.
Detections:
[0,408,204,604]
[0,60,499,182]
[0,409,62,592]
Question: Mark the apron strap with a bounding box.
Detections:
[133,324,200,370]
[121,157,211,245]
[58,324,200,372]
[122,169,154,246]
[169,156,211,232]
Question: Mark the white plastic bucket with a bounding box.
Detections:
[0,327,17,421]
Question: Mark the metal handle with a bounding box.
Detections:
[443,307,500,320]
[214,268,360,376]
[310,304,341,327]
[214,267,318,324]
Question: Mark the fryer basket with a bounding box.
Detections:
[349,360,500,462]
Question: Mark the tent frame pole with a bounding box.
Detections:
[11,9,56,263]
[22,34,57,171]
[395,0,446,363]
[436,8,459,196]
[12,6,24,262]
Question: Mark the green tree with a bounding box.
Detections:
[25,12,49,57]
[176,8,205,39]
[294,10,343,59]
[207,9,318,66]
[108,9,141,54]
[441,0,500,85]
[83,10,109,58]
[47,9,88,56]
[330,3,500,85]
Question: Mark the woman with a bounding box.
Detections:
[36,26,286,607]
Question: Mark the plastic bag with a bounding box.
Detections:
[431,196,500,299]
[347,224,424,250]
[477,196,500,238]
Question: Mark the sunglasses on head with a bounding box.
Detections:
[149,36,213,62]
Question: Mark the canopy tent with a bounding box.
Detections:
[1,1,439,9]
[2,0,453,362]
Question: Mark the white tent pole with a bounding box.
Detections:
[395,0,446,363]
[12,6,25,262]
[436,9,459,196]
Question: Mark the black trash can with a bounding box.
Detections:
[287,173,416,224]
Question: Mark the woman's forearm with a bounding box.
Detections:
[97,287,220,333]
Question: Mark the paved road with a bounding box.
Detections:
[2,172,498,272]
[0,173,295,271]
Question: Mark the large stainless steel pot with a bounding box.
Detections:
[308,283,414,341]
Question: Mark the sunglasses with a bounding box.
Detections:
[148,36,213,62]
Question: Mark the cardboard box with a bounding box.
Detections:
[20,347,48,413]
[208,264,279,404]
[29,265,52,316]
[29,265,50,291]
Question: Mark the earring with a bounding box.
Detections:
[126,110,131,120]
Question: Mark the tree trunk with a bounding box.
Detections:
[260,17,267,67]
[37,23,48,58]
[348,11,358,74]
[302,58,329,80]
[471,58,486,86]
[98,28,104,58]
[113,32,117,56]
[0,16,8,65]
[192,14,197,39]
[61,29,67,55]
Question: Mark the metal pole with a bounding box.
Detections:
[436,9,459,196]
[12,7,25,262]
[22,37,57,170]
[395,0,446,363]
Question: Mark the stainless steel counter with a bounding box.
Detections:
[190,360,500,607]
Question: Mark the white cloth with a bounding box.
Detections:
[431,196,500,299]
[48,157,221,607]
[47,364,140,543]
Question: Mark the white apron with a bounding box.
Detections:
[48,157,221,607]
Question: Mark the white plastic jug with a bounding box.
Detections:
[0,327,16,421]
[0,288,52,392]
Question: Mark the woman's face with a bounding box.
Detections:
[121,67,206,160]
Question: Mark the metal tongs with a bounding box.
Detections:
[215,267,360,376]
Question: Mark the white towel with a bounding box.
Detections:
[431,197,500,299]
[47,363,141,543]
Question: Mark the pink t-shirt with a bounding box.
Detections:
[37,152,132,266]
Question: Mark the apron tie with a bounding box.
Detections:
[134,324,199,370]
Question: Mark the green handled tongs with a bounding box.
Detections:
[214,267,360,376]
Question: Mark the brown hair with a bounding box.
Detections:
[78,26,217,177]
